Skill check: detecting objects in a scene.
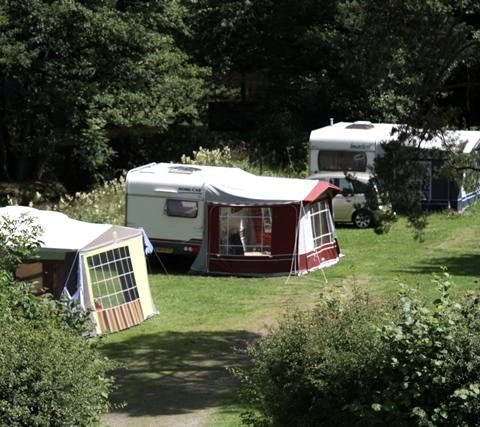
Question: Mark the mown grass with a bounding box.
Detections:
[98,203,480,426]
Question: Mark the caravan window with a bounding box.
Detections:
[166,199,198,218]
[219,206,272,256]
[318,150,367,172]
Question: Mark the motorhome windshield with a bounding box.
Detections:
[318,150,367,172]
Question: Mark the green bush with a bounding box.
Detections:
[233,288,386,426]
[0,213,43,273]
[0,181,66,206]
[367,273,480,426]
[180,145,302,177]
[235,274,480,426]
[0,213,115,426]
[46,175,126,225]
[0,320,113,427]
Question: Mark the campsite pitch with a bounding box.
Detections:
[100,206,480,426]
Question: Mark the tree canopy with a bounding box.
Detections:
[0,0,208,186]
[0,0,479,191]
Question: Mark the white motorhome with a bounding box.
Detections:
[309,120,480,211]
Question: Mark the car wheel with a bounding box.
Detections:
[353,210,373,228]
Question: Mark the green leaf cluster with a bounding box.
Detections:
[0,213,43,273]
[233,288,386,426]
[371,272,480,425]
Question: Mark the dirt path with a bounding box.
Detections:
[103,401,216,427]
[102,369,232,427]
[101,331,258,427]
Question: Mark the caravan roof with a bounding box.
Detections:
[127,162,339,203]
[310,121,480,153]
[309,121,397,149]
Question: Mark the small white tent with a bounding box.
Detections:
[0,206,157,334]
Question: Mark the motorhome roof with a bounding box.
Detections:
[453,130,480,153]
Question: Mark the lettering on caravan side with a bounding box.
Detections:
[350,143,374,150]
[178,187,202,194]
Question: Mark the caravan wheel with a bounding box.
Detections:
[353,210,373,228]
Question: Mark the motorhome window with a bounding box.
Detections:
[318,150,367,172]
[310,200,335,248]
[166,199,198,218]
[219,206,272,256]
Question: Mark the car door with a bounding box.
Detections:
[330,178,355,222]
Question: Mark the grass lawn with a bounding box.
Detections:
[99,204,480,426]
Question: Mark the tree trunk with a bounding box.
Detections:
[0,79,10,180]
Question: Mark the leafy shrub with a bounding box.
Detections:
[367,273,480,426]
[0,214,115,426]
[4,176,126,225]
[0,277,94,335]
[181,145,238,167]
[233,288,386,426]
[0,213,43,273]
[235,274,480,426]
[0,181,66,206]
[0,320,113,427]
[180,145,303,177]
[181,145,253,171]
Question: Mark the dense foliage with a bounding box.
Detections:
[47,175,126,224]
[0,0,208,187]
[235,273,480,426]
[0,214,115,426]
[1,0,479,192]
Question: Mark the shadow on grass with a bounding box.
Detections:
[100,330,258,417]
[397,254,480,279]
[146,253,195,276]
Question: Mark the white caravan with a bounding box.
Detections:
[309,121,394,175]
[309,120,480,211]
[126,163,232,255]
[125,162,342,276]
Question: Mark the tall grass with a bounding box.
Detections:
[30,176,126,225]
[66,177,125,225]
